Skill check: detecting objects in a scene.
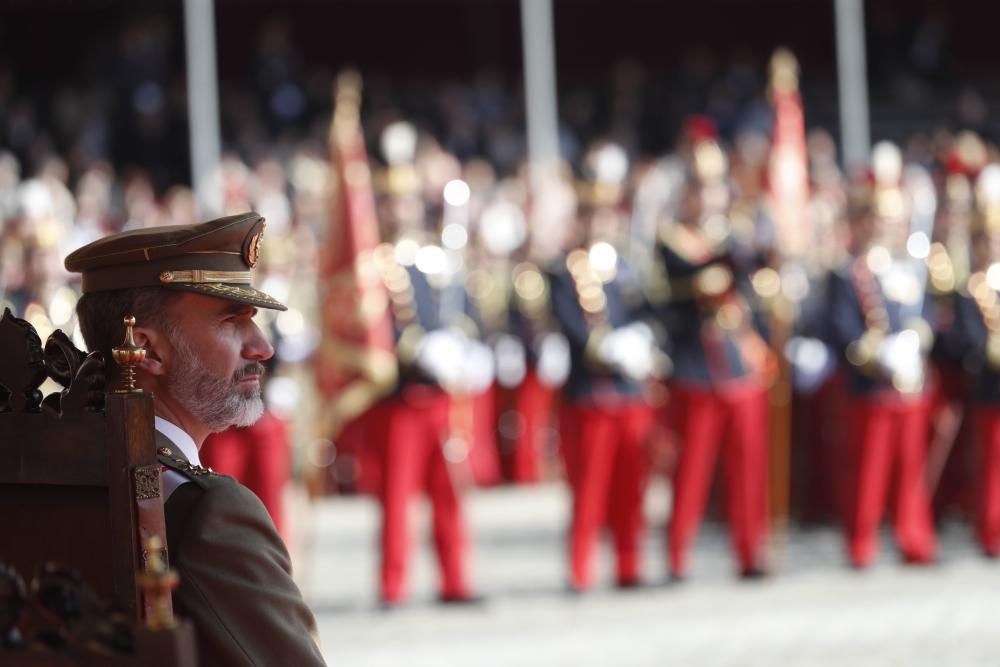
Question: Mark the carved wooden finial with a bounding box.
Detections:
[137,535,177,631]
[0,307,47,412]
[112,316,146,394]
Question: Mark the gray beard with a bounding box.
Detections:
[164,334,265,432]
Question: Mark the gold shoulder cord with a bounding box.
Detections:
[373,243,423,363]
[845,256,891,368]
[565,249,611,329]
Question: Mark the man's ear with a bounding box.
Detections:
[134,326,168,377]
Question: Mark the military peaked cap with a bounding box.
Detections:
[64,212,287,311]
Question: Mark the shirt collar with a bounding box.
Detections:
[154,416,202,467]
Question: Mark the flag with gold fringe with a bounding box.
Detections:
[314,71,397,492]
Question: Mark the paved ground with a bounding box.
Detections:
[294,481,1000,666]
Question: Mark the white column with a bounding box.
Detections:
[184,0,223,217]
[835,0,871,171]
[520,0,560,193]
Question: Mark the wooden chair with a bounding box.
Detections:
[0,308,196,665]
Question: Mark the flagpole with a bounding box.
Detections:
[520,0,560,193]
[765,49,810,569]
[183,0,223,218]
[834,0,871,172]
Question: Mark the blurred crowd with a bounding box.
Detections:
[6,11,1000,601]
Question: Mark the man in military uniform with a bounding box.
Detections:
[470,185,571,484]
[824,156,937,568]
[66,212,326,666]
[369,237,485,607]
[367,128,490,606]
[657,140,774,580]
[549,142,661,591]
[506,259,570,483]
[924,147,979,516]
[950,163,1000,556]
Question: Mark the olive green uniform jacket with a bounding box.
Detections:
[156,432,327,666]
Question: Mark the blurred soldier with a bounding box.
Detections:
[507,256,571,483]
[549,142,662,591]
[951,164,1000,556]
[657,139,775,580]
[419,140,501,488]
[478,177,571,483]
[792,129,848,523]
[924,144,979,515]
[463,161,508,483]
[369,122,489,607]
[824,142,937,568]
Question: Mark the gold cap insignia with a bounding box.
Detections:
[247,229,264,268]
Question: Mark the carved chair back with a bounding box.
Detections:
[0,308,169,622]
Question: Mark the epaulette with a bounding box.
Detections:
[155,433,219,488]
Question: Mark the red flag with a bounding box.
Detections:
[315,71,397,441]
[764,49,812,547]
[768,48,810,259]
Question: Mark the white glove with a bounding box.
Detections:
[784,336,835,394]
[536,332,571,388]
[495,334,527,388]
[598,323,656,382]
[416,328,466,389]
[877,330,924,391]
[617,341,655,382]
[625,321,656,345]
[462,340,496,394]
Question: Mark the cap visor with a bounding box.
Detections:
[166,283,288,311]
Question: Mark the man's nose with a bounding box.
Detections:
[244,322,275,362]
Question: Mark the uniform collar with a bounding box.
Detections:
[154,416,202,467]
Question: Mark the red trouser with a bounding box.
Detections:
[201,410,290,538]
[668,382,770,577]
[845,397,936,567]
[512,369,557,483]
[329,406,384,496]
[562,400,654,590]
[973,408,1000,555]
[373,388,469,603]
[798,370,848,522]
[470,385,502,487]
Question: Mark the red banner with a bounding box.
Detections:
[315,71,397,440]
[768,49,810,260]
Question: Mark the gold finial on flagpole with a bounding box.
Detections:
[770,47,799,96]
